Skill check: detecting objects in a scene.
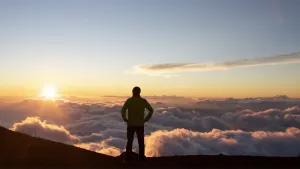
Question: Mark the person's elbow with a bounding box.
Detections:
[148,108,154,116]
[121,111,126,117]
[121,110,127,118]
[149,106,154,113]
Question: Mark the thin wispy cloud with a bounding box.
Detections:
[133,52,300,76]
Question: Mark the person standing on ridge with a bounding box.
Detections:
[121,86,154,162]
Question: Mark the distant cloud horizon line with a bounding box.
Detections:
[133,52,300,76]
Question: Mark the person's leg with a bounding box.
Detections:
[126,126,134,162]
[136,126,145,160]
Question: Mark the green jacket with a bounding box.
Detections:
[121,96,154,126]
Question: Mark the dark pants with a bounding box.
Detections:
[126,125,145,161]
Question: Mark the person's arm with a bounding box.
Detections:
[121,99,129,123]
[144,99,154,122]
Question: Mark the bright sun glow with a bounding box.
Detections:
[41,85,57,99]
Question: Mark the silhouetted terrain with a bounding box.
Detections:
[0,126,117,168]
[0,126,299,168]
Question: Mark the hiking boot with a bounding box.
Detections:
[139,155,147,162]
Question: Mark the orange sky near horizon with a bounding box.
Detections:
[0,83,299,99]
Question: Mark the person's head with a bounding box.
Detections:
[132,86,141,97]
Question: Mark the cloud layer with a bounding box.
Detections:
[1,96,300,157]
[11,117,79,144]
[145,127,300,157]
[134,52,300,76]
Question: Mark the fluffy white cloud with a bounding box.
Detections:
[11,117,79,144]
[75,138,123,157]
[145,128,300,157]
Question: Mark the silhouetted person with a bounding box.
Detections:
[121,86,154,162]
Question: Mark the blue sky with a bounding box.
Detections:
[0,0,299,97]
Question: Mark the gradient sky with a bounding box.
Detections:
[0,0,300,98]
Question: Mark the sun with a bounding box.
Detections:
[41,85,57,99]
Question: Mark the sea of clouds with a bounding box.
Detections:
[1,95,300,157]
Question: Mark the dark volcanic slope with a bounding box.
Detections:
[118,152,300,168]
[0,126,117,167]
[0,126,299,168]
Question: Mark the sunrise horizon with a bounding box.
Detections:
[1,86,299,100]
